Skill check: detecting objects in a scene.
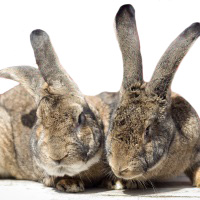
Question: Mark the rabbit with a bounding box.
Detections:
[105,4,200,188]
[0,29,110,193]
[95,92,147,190]
[0,30,145,191]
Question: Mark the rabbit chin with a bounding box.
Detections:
[44,151,101,177]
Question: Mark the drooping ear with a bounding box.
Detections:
[0,66,44,103]
[30,29,82,96]
[115,4,143,91]
[148,23,200,98]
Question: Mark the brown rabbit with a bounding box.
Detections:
[0,29,111,192]
[105,4,200,187]
[0,29,144,191]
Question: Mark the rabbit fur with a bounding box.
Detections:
[1,4,200,192]
[106,4,200,188]
[0,30,116,192]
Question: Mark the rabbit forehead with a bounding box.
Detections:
[37,96,84,120]
[114,90,167,125]
[112,97,158,134]
[40,94,85,109]
[108,91,169,149]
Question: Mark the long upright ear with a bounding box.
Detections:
[116,4,143,91]
[0,66,44,103]
[148,23,200,98]
[30,29,81,96]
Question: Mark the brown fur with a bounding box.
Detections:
[0,83,111,191]
[0,29,114,192]
[106,4,200,188]
[107,86,200,181]
[0,13,136,193]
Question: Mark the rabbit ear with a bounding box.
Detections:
[30,29,82,96]
[116,4,143,91]
[148,23,200,98]
[0,66,44,103]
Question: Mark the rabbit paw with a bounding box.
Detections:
[187,166,200,188]
[102,179,148,190]
[195,182,200,187]
[193,177,200,187]
[124,180,143,189]
[104,179,124,190]
[102,179,139,190]
[42,176,55,187]
[56,178,85,193]
[193,172,200,188]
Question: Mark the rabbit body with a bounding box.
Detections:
[0,85,37,180]
[0,85,108,186]
[0,83,137,191]
[106,4,200,188]
[0,29,116,192]
[107,87,200,182]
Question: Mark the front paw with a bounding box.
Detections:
[102,179,124,190]
[42,176,55,187]
[193,174,200,188]
[56,178,85,193]
[101,179,146,190]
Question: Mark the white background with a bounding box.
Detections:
[0,0,200,114]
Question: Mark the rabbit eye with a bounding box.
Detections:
[119,119,126,126]
[78,112,86,125]
[144,126,151,142]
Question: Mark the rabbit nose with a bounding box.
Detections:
[49,157,62,164]
[112,167,130,176]
[82,156,89,163]
[81,146,90,163]
[54,159,62,164]
[50,154,68,164]
[118,168,130,176]
[82,151,89,163]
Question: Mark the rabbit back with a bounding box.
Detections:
[0,85,42,180]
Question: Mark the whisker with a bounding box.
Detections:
[138,180,147,190]
[148,179,156,193]
[78,174,84,185]
[130,179,138,189]
[142,175,157,194]
[83,171,92,183]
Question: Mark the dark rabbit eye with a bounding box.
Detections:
[144,126,151,142]
[78,112,86,125]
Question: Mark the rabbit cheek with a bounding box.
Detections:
[77,125,101,155]
[141,139,167,174]
[77,126,92,143]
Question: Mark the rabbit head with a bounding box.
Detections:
[0,30,103,177]
[106,4,200,180]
